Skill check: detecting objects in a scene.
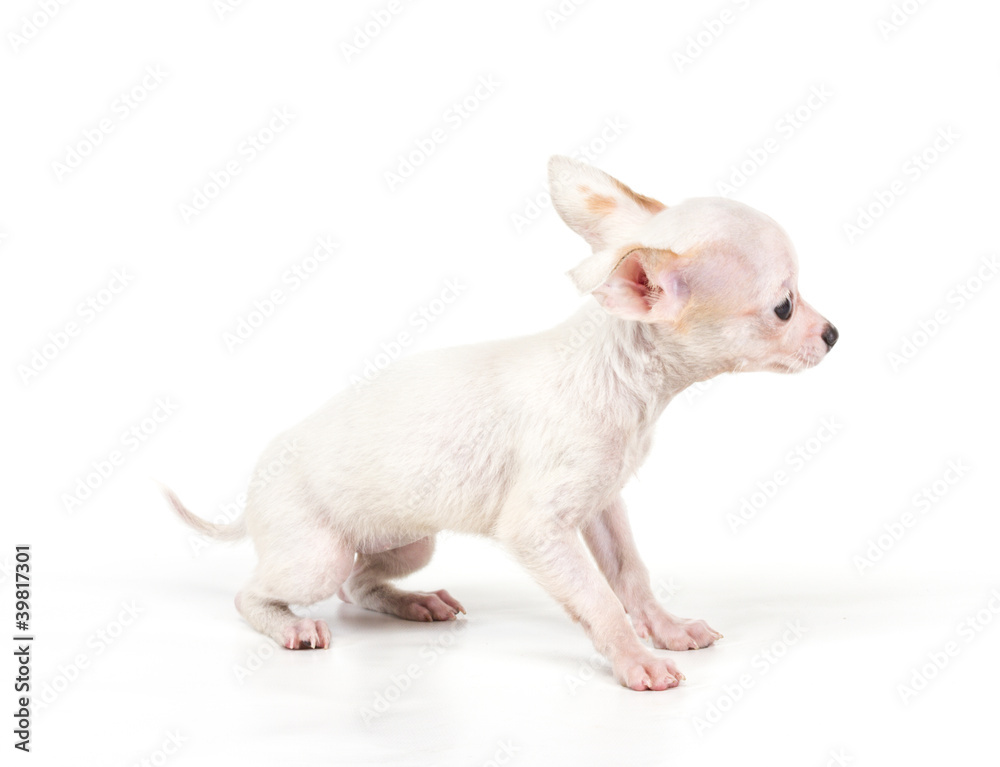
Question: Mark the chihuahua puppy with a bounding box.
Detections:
[163,156,837,691]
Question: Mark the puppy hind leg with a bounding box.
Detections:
[339,536,465,622]
[235,593,333,650]
[236,528,356,649]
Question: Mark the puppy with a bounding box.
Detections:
[163,156,837,691]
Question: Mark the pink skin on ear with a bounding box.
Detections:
[592,254,690,323]
[650,270,690,322]
[592,256,652,320]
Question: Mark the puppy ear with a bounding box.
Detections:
[548,156,665,249]
[592,250,691,323]
[548,156,666,292]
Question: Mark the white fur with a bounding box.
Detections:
[163,156,836,690]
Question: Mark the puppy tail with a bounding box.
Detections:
[156,482,247,542]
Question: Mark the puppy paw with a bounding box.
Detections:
[281,618,332,650]
[613,652,684,691]
[397,589,466,622]
[635,609,722,651]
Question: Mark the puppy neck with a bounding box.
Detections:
[560,303,726,410]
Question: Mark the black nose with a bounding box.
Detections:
[822,324,839,350]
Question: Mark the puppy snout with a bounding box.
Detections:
[821,323,839,350]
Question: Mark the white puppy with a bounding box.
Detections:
[164,156,837,691]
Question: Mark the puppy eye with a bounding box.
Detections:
[774,297,792,321]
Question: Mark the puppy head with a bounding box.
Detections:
[548,156,838,376]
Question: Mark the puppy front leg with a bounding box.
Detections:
[506,522,683,691]
[582,496,722,650]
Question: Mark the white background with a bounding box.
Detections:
[3,0,999,765]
